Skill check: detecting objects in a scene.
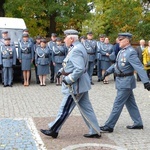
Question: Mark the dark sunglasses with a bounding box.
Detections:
[118,38,126,41]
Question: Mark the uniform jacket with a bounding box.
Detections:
[96,41,103,60]
[0,45,17,67]
[60,40,91,94]
[18,40,34,60]
[99,43,114,61]
[106,45,149,90]
[35,46,51,66]
[52,44,67,64]
[142,46,150,70]
[82,39,97,62]
[47,41,56,55]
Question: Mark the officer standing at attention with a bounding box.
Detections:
[35,38,51,86]
[0,37,17,87]
[52,37,68,85]
[33,35,41,84]
[96,34,106,82]
[47,33,57,83]
[100,33,150,133]
[18,33,34,86]
[82,32,97,85]
[40,29,101,138]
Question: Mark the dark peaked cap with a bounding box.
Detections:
[64,29,79,35]
[4,37,11,40]
[118,32,132,38]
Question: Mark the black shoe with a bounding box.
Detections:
[3,85,7,87]
[83,133,101,138]
[91,82,94,85]
[126,125,143,129]
[97,79,100,82]
[100,126,113,133]
[40,129,58,138]
[9,84,13,87]
[50,80,54,83]
[36,81,40,84]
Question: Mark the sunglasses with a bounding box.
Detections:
[118,38,126,41]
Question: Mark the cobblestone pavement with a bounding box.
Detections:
[0,70,150,150]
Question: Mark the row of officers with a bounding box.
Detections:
[0,30,117,87]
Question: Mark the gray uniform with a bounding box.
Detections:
[48,40,100,134]
[52,44,67,74]
[99,43,114,70]
[0,45,16,86]
[83,39,97,82]
[96,41,103,80]
[35,46,51,75]
[104,45,149,129]
[18,40,34,71]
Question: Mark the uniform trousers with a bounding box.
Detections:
[97,60,102,80]
[48,91,100,134]
[3,67,13,85]
[104,89,143,129]
[87,62,95,82]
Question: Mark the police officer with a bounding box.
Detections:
[52,37,68,85]
[47,33,57,83]
[40,29,101,138]
[82,32,97,85]
[0,30,9,46]
[33,35,41,84]
[100,33,150,133]
[35,38,51,86]
[18,33,34,86]
[0,37,17,87]
[96,34,106,82]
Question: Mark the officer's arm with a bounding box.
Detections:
[0,48,2,65]
[128,50,149,83]
[64,49,85,85]
[99,48,107,56]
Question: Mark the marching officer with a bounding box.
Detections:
[18,33,34,86]
[0,37,17,87]
[40,29,101,139]
[35,38,51,86]
[82,32,97,85]
[52,37,68,85]
[96,34,106,82]
[47,33,57,83]
[100,33,150,133]
[33,35,41,84]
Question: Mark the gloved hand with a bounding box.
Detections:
[12,65,16,68]
[62,78,69,85]
[0,64,3,68]
[102,71,109,81]
[144,82,150,91]
[56,71,62,78]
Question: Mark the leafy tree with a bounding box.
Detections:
[0,0,5,16]
[82,0,147,42]
[4,0,91,37]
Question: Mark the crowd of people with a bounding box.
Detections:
[0,28,150,87]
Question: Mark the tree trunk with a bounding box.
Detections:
[0,0,5,17]
[49,13,57,36]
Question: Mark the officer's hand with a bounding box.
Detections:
[102,71,109,81]
[144,82,150,91]
[56,71,62,78]
[62,78,69,85]
[12,65,16,67]
[0,64,3,68]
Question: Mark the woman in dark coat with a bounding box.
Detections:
[35,38,51,86]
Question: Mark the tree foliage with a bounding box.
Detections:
[82,0,150,42]
[4,0,91,37]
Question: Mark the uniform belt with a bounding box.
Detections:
[87,53,95,55]
[2,56,13,59]
[114,72,134,77]
[38,56,49,58]
[22,52,31,54]
[54,54,65,56]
